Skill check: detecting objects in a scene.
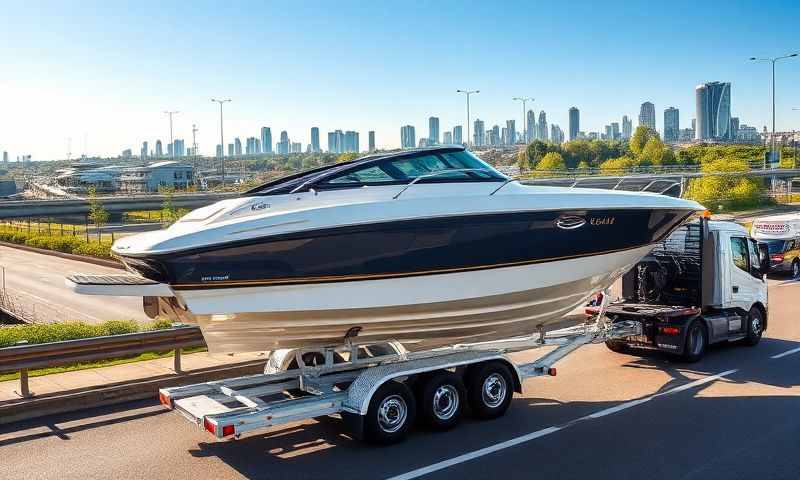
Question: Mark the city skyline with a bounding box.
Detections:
[1,1,799,160]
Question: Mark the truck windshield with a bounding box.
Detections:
[765,240,788,254]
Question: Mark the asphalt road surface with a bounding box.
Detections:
[0,245,149,323]
[1,278,798,480]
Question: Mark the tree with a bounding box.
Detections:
[521,140,557,170]
[159,185,189,225]
[684,157,766,212]
[534,152,566,176]
[640,137,666,165]
[599,156,636,174]
[336,152,359,163]
[87,187,109,227]
[629,126,659,157]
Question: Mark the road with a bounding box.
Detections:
[0,279,798,480]
[0,246,149,323]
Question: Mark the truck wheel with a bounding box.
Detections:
[363,381,416,445]
[605,340,628,354]
[681,320,707,363]
[418,371,465,430]
[741,307,764,346]
[792,261,800,279]
[466,361,513,420]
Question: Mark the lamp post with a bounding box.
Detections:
[513,97,534,143]
[164,110,179,158]
[456,89,479,148]
[211,98,232,186]
[749,53,799,167]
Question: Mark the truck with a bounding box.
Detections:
[750,213,800,278]
[600,216,769,362]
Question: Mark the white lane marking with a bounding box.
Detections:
[771,346,800,359]
[387,369,738,480]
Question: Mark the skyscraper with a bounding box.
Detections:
[261,127,272,154]
[310,127,320,153]
[428,117,440,145]
[443,131,453,144]
[538,111,548,142]
[452,125,462,145]
[473,119,485,146]
[3,151,8,165]
[550,125,564,144]
[344,131,359,152]
[622,115,633,139]
[731,117,740,140]
[327,130,344,153]
[568,107,580,141]
[611,122,620,140]
[368,131,375,152]
[638,102,656,130]
[526,110,536,142]
[228,144,234,156]
[141,141,148,160]
[400,125,416,149]
[695,81,732,140]
[234,137,242,156]
[174,139,185,156]
[664,107,680,142]
[490,125,500,146]
[278,131,290,154]
[215,144,223,158]
[155,140,163,158]
[604,125,613,140]
[505,120,516,145]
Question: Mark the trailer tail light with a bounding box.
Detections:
[770,254,784,263]
[659,326,680,335]
[159,392,173,408]
[203,418,235,437]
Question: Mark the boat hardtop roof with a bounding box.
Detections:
[244,146,507,196]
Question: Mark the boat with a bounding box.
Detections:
[68,146,704,353]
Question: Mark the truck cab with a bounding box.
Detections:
[603,217,769,362]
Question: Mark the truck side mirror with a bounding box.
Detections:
[758,243,770,274]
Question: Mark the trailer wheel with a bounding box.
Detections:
[605,340,628,354]
[741,307,763,346]
[466,361,513,420]
[681,320,707,363]
[363,380,416,445]
[418,371,465,430]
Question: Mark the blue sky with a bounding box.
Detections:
[1,0,799,160]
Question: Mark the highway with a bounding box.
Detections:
[0,246,149,323]
[0,278,797,479]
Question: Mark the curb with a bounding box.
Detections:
[0,359,266,425]
[0,241,123,269]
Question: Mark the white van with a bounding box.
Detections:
[750,213,800,277]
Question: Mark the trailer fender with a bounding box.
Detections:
[341,351,522,416]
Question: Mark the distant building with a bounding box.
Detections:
[246,137,257,155]
[261,127,273,154]
[227,144,235,156]
[311,127,320,153]
[121,149,132,158]
[216,144,223,157]
[736,124,760,143]
[368,131,375,152]
[344,131,359,152]
[505,120,516,145]
[664,107,680,142]
[490,125,501,146]
[679,128,695,141]
[400,125,416,149]
[695,82,732,141]
[118,161,194,193]
[473,119,485,146]
[233,138,242,156]
[155,140,163,158]
[604,125,612,140]
[277,131,290,154]
[622,115,633,139]
[140,141,148,160]
[611,122,620,140]
[328,130,344,153]
[568,107,579,141]
[443,131,453,144]
[174,139,185,157]
[291,142,302,153]
[2,151,8,165]
[418,138,429,148]
[501,127,508,145]
[731,117,740,140]
[551,124,564,144]
[538,111,548,142]
[526,110,536,142]
[452,126,462,145]
[428,117,440,145]
[639,102,656,130]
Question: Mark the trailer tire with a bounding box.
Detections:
[681,320,707,363]
[741,307,763,346]
[466,361,513,420]
[363,380,416,445]
[605,340,628,354]
[418,371,465,430]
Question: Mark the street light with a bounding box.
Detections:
[211,98,232,186]
[456,89,479,147]
[513,97,534,143]
[749,53,799,165]
[163,110,179,158]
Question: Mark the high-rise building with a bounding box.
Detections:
[261,127,272,154]
[622,115,633,139]
[428,117,440,145]
[277,131,290,154]
[501,127,508,145]
[611,122,620,140]
[344,131,359,152]
[473,119,485,146]
[490,125,500,146]
[731,117,740,140]
[368,131,375,152]
[551,125,564,144]
[246,137,257,155]
[216,144,223,158]
[443,131,453,144]
[141,141,148,160]
[310,127,320,153]
[173,139,185,156]
[695,82,732,140]
[452,126,462,145]
[568,107,580,141]
[155,140,163,158]
[538,111,548,142]
[228,143,235,156]
[234,137,242,156]
[638,102,656,130]
[2,151,8,165]
[526,110,536,142]
[328,130,344,153]
[604,125,613,140]
[255,139,261,153]
[664,107,680,142]
[505,120,516,145]
[291,142,302,153]
[400,125,416,149]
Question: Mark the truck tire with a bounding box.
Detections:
[417,371,466,430]
[466,361,513,420]
[741,307,764,346]
[792,260,800,279]
[605,340,628,354]
[681,320,707,363]
[363,380,416,445]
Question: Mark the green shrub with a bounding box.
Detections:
[0,227,112,258]
[0,319,174,348]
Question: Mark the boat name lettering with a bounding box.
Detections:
[201,275,230,282]
[251,203,270,211]
[590,217,615,226]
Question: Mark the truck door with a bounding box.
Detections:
[727,235,761,314]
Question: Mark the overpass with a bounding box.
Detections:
[0,192,237,218]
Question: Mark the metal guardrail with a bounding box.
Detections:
[0,325,205,398]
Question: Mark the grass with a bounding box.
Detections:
[0,319,173,348]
